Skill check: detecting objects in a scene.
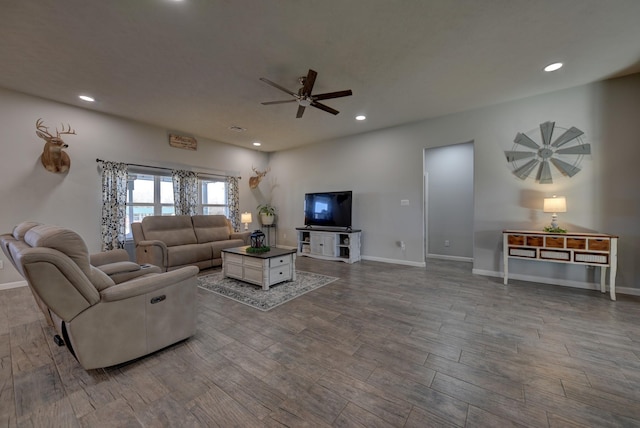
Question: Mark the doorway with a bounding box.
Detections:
[423,142,474,262]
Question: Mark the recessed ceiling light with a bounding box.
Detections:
[544,62,563,72]
[355,115,366,121]
[253,142,261,147]
[79,95,95,102]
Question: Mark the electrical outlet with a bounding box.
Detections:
[401,199,409,206]
[400,241,406,250]
[444,240,450,247]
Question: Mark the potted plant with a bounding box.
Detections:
[257,204,276,225]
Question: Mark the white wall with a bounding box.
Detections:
[269,73,640,293]
[0,87,268,284]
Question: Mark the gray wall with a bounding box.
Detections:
[0,87,268,284]
[269,73,640,294]
[2,73,638,294]
[425,142,474,260]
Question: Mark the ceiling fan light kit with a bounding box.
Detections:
[260,69,352,118]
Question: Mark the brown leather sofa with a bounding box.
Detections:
[1,222,199,370]
[131,215,251,271]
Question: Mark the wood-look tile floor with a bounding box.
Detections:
[2,258,640,427]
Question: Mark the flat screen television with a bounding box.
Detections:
[304,191,352,229]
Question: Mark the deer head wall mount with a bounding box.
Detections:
[249,166,270,189]
[36,118,76,173]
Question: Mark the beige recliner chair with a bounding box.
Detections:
[0,222,199,370]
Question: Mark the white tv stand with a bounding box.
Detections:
[296,227,361,264]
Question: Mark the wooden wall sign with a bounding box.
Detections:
[169,134,197,151]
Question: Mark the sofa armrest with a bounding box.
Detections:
[90,249,130,267]
[230,231,252,244]
[135,240,168,270]
[100,266,198,302]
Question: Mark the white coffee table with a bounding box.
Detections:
[221,246,297,290]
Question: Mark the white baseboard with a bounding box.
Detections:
[609,286,640,297]
[473,268,640,297]
[273,248,428,267]
[328,253,472,268]
[361,255,426,267]
[427,254,473,263]
[0,280,27,291]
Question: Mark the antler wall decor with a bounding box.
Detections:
[35,118,76,173]
[249,166,270,189]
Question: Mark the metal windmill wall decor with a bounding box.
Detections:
[505,121,591,184]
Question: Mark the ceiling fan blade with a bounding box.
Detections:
[551,126,584,148]
[513,159,539,180]
[556,144,591,155]
[313,90,353,101]
[259,77,296,97]
[550,158,581,177]
[296,105,306,118]
[536,160,553,184]
[540,121,555,146]
[311,101,339,115]
[301,69,317,97]
[261,99,296,105]
[505,151,536,162]
[513,132,540,150]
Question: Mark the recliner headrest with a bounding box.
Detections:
[13,221,41,240]
[24,225,90,274]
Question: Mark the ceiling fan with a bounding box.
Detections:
[260,69,352,118]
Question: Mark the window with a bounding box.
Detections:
[200,178,228,215]
[125,170,228,236]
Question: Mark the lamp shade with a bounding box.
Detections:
[241,212,252,224]
[543,196,567,213]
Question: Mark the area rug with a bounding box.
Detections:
[198,271,339,311]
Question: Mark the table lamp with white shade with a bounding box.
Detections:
[241,212,252,231]
[543,195,567,230]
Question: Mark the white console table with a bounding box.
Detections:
[503,230,618,300]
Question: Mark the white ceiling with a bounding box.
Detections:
[2,0,640,152]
